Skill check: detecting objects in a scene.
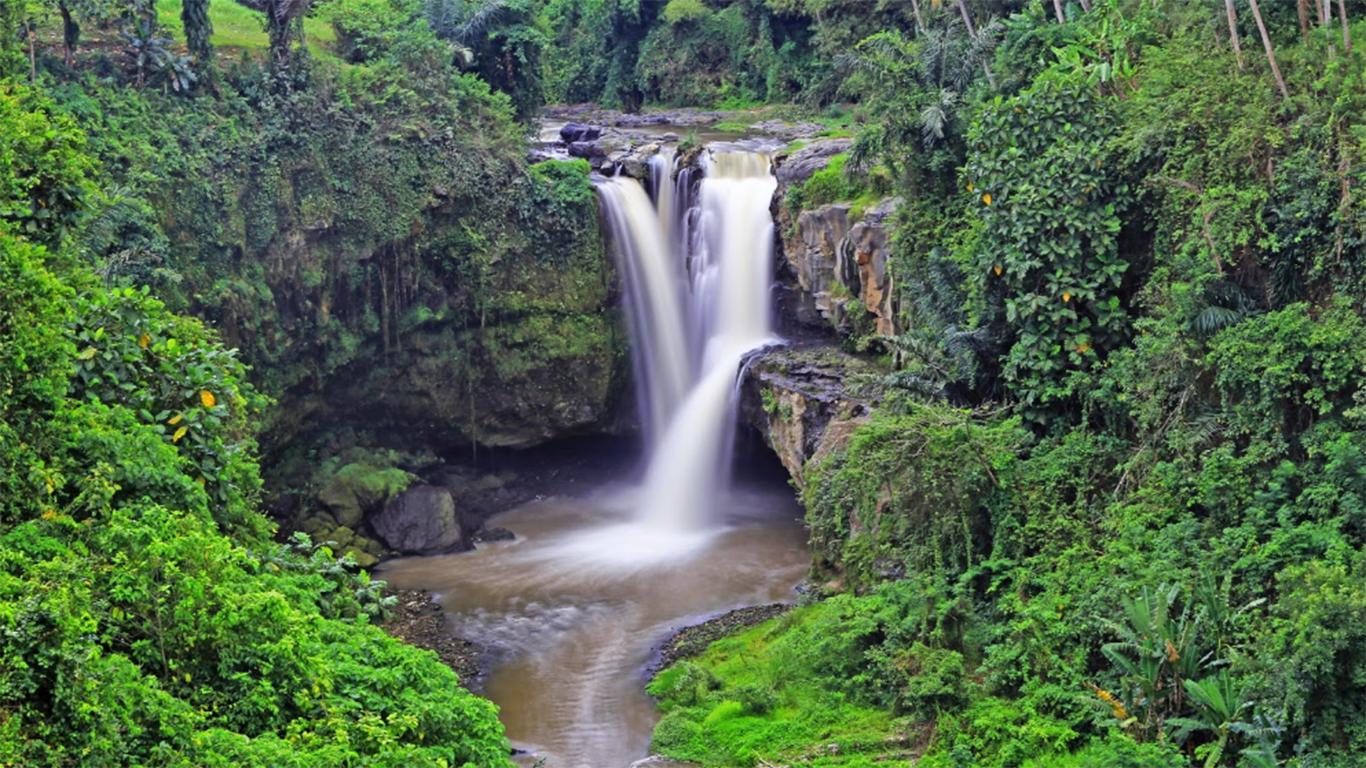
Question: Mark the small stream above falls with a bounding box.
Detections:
[380,139,805,767]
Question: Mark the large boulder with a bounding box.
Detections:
[560,122,602,143]
[372,485,465,555]
[774,138,853,189]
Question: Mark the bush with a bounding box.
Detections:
[663,0,709,25]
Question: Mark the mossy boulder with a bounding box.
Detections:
[317,461,418,528]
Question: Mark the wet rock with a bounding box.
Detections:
[474,526,515,544]
[568,140,606,160]
[559,122,602,142]
[372,485,464,555]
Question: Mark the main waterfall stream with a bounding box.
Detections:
[381,144,805,767]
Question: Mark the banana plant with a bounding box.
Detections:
[1168,672,1254,768]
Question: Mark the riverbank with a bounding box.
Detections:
[380,588,488,689]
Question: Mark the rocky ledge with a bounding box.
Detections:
[739,345,886,489]
[534,105,824,179]
[647,603,792,678]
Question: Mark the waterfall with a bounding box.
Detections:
[596,176,692,446]
[596,146,778,532]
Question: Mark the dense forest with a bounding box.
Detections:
[2,0,1365,766]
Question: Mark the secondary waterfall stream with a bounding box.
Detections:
[380,143,804,767]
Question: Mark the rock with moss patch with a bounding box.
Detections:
[343,547,379,569]
[318,462,417,528]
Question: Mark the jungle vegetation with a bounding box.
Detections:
[2,0,1365,766]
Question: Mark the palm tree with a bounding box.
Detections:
[1337,0,1352,54]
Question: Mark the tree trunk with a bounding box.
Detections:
[955,0,997,88]
[1337,0,1351,54]
[1052,0,1065,23]
[1226,0,1244,72]
[1078,0,1092,12]
[1247,0,1289,99]
[1298,0,1311,38]
[909,0,926,32]
[26,23,35,82]
[59,1,78,67]
[957,0,977,36]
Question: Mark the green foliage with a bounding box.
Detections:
[69,284,269,535]
[783,153,887,214]
[661,0,706,25]
[0,58,513,766]
[803,398,1024,588]
[0,83,94,246]
[647,603,915,767]
[0,237,72,521]
[319,0,424,62]
[966,78,1129,420]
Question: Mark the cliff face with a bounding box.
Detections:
[159,153,629,459]
[770,140,899,339]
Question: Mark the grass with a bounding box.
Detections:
[647,605,915,767]
[152,0,337,60]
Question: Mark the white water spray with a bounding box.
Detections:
[596,146,779,533]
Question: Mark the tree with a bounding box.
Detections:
[1225,0,1243,71]
[181,0,213,65]
[1246,0,1288,99]
[1336,0,1351,54]
[232,0,311,71]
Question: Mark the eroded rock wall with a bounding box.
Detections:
[771,140,899,338]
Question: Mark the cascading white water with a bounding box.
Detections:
[597,146,779,533]
[597,176,692,446]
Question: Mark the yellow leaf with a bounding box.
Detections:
[966,180,975,192]
[981,193,993,206]
[168,413,183,425]
[1076,342,1092,354]
[1062,291,1071,302]
[172,426,188,443]
[993,264,1003,276]
[199,390,216,408]
[138,334,151,349]
[76,346,97,361]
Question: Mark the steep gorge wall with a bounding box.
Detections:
[150,137,628,461]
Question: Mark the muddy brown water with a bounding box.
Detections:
[379,476,809,768]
